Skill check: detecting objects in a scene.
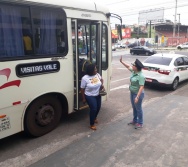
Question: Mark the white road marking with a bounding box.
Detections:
[110,84,129,91]
[116,68,128,70]
[111,77,129,83]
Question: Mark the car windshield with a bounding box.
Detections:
[144,56,172,66]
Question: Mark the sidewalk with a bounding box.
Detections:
[30,87,188,167]
[154,46,177,50]
[116,46,177,52]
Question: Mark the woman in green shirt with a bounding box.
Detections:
[120,57,145,129]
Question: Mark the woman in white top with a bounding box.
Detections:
[80,64,103,130]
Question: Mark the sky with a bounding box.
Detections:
[94,0,188,27]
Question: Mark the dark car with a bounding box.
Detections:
[130,46,157,56]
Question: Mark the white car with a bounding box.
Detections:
[177,42,188,50]
[142,53,188,90]
[115,43,126,48]
[112,45,116,51]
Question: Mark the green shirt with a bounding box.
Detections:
[129,67,145,93]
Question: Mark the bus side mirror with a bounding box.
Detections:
[106,13,122,40]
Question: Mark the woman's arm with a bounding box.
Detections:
[80,88,86,104]
[100,78,105,90]
[100,77,104,85]
[97,73,105,90]
[120,56,130,69]
[134,85,144,103]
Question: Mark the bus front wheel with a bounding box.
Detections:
[24,95,62,137]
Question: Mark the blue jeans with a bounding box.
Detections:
[85,95,101,126]
[130,92,144,125]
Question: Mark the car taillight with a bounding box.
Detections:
[158,69,171,75]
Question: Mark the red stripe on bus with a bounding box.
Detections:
[0,68,11,80]
[13,101,21,105]
[0,115,6,118]
[0,80,21,90]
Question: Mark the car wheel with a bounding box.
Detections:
[171,77,179,90]
[130,52,134,55]
[177,46,182,50]
[24,95,62,137]
[145,52,149,56]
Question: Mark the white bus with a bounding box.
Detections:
[0,0,114,139]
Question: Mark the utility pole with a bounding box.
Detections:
[137,17,140,46]
[149,20,151,38]
[137,17,139,39]
[173,0,177,37]
[177,14,180,38]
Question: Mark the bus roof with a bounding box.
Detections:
[22,0,109,14]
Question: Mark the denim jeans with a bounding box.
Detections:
[130,92,144,125]
[85,95,101,125]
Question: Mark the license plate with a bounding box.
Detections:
[146,78,152,82]
[0,117,11,132]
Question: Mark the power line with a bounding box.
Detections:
[105,0,187,7]
[115,3,188,17]
[106,0,129,5]
[106,0,188,25]
[109,1,187,14]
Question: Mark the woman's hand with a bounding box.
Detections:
[120,56,122,63]
[120,56,130,69]
[134,97,139,104]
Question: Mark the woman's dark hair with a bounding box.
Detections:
[86,64,96,76]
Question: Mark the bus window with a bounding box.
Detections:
[0,4,67,60]
[0,4,26,57]
[32,8,67,55]
[78,25,88,59]
[77,23,98,78]
[102,24,108,70]
[90,25,97,63]
[22,14,33,55]
[78,24,89,79]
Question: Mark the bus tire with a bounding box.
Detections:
[24,95,62,137]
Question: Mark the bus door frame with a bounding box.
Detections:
[72,19,102,111]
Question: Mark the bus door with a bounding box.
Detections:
[72,20,102,110]
[101,23,109,101]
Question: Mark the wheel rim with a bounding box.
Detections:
[36,104,55,126]
[173,79,178,89]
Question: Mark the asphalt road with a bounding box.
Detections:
[0,49,188,167]
[30,90,188,167]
